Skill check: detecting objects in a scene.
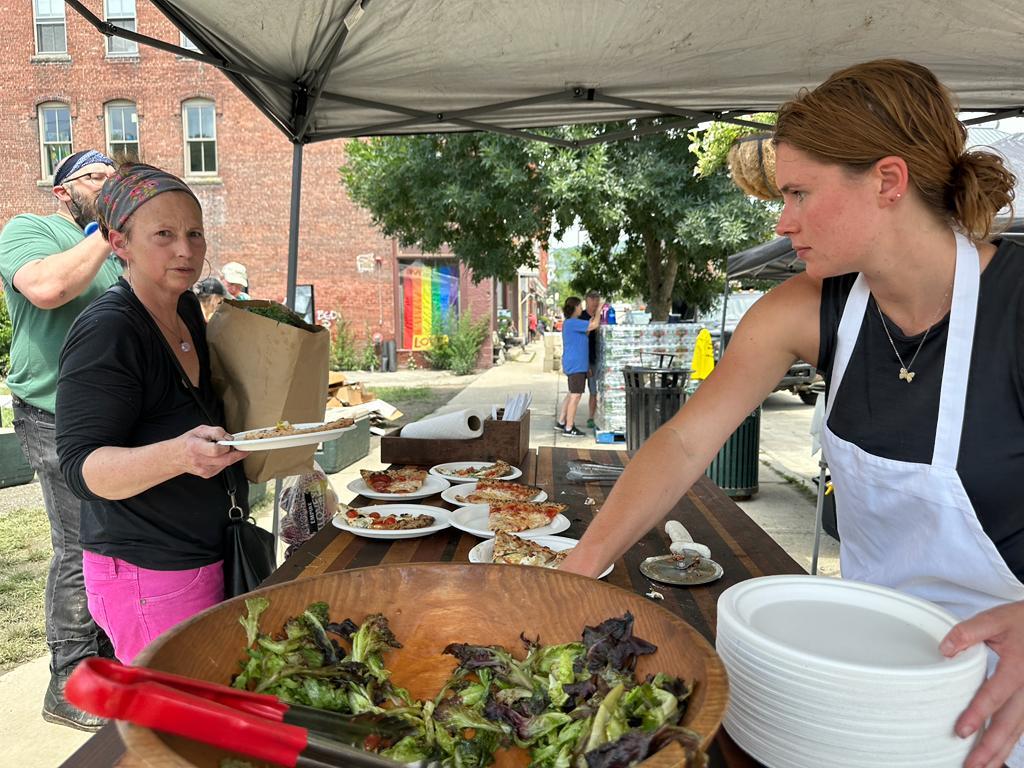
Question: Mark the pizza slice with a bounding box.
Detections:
[455,480,543,504]
[487,500,567,533]
[474,459,514,479]
[491,530,568,568]
[360,467,428,494]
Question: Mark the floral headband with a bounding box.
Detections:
[96,164,200,233]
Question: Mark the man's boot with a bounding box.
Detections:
[42,667,108,732]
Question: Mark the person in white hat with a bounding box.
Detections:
[220,261,250,300]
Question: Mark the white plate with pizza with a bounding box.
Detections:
[428,460,522,483]
[448,501,570,539]
[440,479,548,507]
[347,468,450,501]
[468,533,614,578]
[331,504,451,540]
[218,417,357,451]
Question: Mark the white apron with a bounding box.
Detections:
[822,232,1024,767]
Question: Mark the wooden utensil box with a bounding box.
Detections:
[380,410,530,466]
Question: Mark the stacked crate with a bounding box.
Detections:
[542,332,563,373]
[594,323,704,434]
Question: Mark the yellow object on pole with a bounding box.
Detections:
[690,328,716,381]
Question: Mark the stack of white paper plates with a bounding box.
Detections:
[716,576,986,768]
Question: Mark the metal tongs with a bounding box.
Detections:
[566,460,625,483]
[66,657,413,768]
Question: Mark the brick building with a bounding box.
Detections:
[0,0,498,366]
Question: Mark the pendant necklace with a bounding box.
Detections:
[874,285,950,384]
[147,309,192,353]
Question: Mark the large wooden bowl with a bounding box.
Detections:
[121,563,727,767]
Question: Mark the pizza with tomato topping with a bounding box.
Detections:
[491,531,567,568]
[436,459,514,479]
[487,500,567,533]
[342,507,435,530]
[360,467,428,494]
[455,480,543,504]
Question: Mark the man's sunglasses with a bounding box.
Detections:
[62,171,111,184]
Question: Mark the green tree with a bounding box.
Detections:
[341,123,777,319]
[548,122,777,318]
[342,134,549,281]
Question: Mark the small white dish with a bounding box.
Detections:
[346,474,450,501]
[428,461,522,483]
[448,504,570,539]
[440,481,547,506]
[468,535,612,578]
[331,505,450,540]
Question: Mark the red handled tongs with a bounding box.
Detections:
[66,657,413,768]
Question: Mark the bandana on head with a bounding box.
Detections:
[96,164,201,233]
[52,150,114,188]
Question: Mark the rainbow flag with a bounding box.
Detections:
[401,262,459,350]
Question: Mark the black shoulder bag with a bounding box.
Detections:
[113,283,276,598]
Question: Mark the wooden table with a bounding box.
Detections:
[61,446,804,768]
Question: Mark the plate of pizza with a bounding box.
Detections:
[449,500,570,539]
[347,468,450,500]
[428,460,522,483]
[440,479,547,507]
[218,417,357,451]
[469,532,613,578]
[332,504,451,540]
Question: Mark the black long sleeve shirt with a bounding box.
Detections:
[56,279,248,570]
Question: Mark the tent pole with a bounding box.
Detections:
[286,142,304,310]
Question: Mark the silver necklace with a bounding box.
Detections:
[147,309,192,353]
[874,287,950,384]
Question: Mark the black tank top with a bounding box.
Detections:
[817,238,1024,579]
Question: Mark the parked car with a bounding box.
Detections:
[698,291,822,405]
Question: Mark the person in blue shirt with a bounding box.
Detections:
[556,296,600,436]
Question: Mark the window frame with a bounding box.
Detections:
[104,101,140,162]
[33,0,67,55]
[181,99,218,176]
[104,0,139,57]
[38,102,73,181]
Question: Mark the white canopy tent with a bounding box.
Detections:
[65,0,1024,306]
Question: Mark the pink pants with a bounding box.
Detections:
[82,550,224,664]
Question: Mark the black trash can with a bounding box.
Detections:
[622,366,690,451]
[705,408,761,499]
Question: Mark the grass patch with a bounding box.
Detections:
[0,506,50,670]
[371,386,434,403]
[761,460,817,503]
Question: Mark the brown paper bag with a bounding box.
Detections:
[206,299,330,482]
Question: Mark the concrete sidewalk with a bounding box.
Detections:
[4,340,835,766]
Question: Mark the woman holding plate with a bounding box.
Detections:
[561,59,1024,768]
[56,164,247,664]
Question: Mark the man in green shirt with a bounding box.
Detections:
[0,149,121,731]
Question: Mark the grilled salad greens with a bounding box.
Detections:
[229,599,708,768]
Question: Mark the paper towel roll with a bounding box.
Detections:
[400,409,485,439]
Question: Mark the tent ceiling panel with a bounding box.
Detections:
[149,0,1024,143]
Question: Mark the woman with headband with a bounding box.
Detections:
[55,164,247,664]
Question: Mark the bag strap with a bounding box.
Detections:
[110,282,245,520]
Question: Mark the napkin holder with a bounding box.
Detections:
[380,409,530,466]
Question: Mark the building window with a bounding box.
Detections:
[398,260,460,350]
[33,0,67,54]
[182,100,217,175]
[105,0,138,56]
[105,102,139,161]
[179,33,199,51]
[38,103,72,179]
